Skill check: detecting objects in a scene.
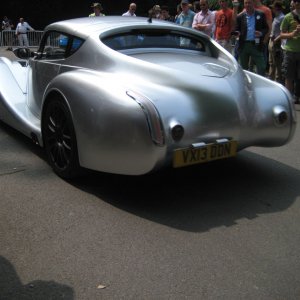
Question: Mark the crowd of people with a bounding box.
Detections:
[2,0,299,103]
[87,1,300,103]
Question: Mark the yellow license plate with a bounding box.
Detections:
[173,140,238,168]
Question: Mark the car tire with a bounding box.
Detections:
[42,97,80,179]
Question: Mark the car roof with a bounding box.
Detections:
[45,16,185,39]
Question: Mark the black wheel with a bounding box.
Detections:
[42,98,80,179]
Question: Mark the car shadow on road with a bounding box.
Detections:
[1,120,299,233]
[72,150,300,232]
[0,256,74,300]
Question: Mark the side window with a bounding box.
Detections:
[70,38,84,55]
[41,31,68,60]
[39,31,84,59]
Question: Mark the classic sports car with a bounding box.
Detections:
[0,17,297,178]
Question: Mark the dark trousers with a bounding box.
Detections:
[239,41,266,76]
[268,39,283,83]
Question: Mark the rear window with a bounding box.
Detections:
[101,29,210,54]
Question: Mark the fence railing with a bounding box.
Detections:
[0,30,44,48]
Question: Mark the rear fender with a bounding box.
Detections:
[242,71,296,146]
[42,70,166,174]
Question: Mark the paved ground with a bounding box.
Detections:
[1,47,300,300]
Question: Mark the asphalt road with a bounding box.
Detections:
[1,49,300,299]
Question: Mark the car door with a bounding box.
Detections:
[28,31,69,118]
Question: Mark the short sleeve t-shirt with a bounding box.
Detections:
[215,8,233,40]
[280,12,300,52]
[176,10,196,28]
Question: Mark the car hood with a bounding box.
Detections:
[128,52,231,78]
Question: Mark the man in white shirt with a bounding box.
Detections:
[15,18,34,47]
[192,0,215,37]
[122,3,137,17]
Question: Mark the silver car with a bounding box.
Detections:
[0,17,296,178]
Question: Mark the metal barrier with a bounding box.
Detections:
[0,30,44,48]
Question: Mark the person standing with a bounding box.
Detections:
[176,0,196,28]
[192,0,215,37]
[280,0,300,103]
[2,16,13,31]
[160,5,175,22]
[290,0,296,11]
[253,0,273,71]
[15,18,34,47]
[175,4,183,23]
[2,16,14,50]
[122,3,137,17]
[268,0,285,83]
[152,5,162,19]
[214,0,238,52]
[235,0,269,75]
[89,3,105,17]
[254,0,272,44]
[193,1,201,13]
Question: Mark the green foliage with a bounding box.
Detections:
[207,0,243,11]
[207,0,292,12]
[209,0,222,11]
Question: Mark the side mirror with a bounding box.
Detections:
[13,47,31,59]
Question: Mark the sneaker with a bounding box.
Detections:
[6,47,12,51]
